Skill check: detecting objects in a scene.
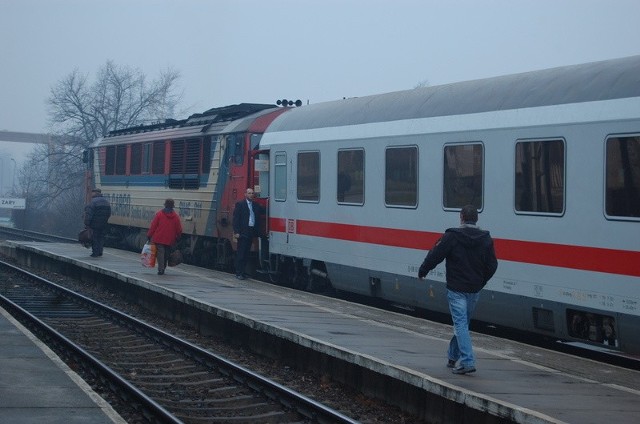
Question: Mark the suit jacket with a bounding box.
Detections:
[233,199,263,237]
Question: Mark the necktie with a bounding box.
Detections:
[248,201,255,227]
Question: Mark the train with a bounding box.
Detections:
[86,55,640,354]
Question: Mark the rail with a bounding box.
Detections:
[0,260,359,423]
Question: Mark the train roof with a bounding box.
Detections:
[264,55,640,134]
[92,103,278,146]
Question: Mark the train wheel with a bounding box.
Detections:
[307,261,331,293]
[278,257,305,289]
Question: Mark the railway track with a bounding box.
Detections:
[0,226,76,243]
[0,260,358,424]
[2,224,637,371]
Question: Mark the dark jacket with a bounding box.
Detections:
[418,224,498,293]
[84,195,111,230]
[232,199,263,237]
[147,208,183,246]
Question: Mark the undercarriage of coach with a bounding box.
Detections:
[263,253,332,293]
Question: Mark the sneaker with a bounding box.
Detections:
[452,365,476,375]
[90,253,100,257]
[236,274,246,280]
[447,359,457,368]
[157,270,164,275]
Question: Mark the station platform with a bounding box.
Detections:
[3,241,640,424]
[0,305,125,423]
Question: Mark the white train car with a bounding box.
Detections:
[259,56,640,353]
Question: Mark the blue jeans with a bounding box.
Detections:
[447,289,480,367]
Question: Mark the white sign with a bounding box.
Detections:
[0,198,26,209]
[254,159,269,172]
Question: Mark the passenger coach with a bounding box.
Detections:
[259,56,640,353]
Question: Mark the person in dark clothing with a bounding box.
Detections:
[147,198,183,275]
[232,188,264,280]
[84,188,111,257]
[418,205,498,375]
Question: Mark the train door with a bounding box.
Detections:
[251,147,270,272]
[220,133,247,241]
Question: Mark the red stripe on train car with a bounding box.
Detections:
[270,217,287,233]
[268,217,640,277]
[296,219,440,250]
[495,239,639,277]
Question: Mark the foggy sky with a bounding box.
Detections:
[1,0,640,135]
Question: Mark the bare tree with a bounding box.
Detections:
[13,146,50,232]
[18,61,183,235]
[48,60,182,143]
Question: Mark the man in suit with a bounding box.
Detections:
[232,188,263,279]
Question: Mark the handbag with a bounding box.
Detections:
[168,250,183,267]
[78,228,93,248]
[141,242,157,268]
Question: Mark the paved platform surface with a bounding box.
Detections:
[0,305,125,423]
[5,241,640,424]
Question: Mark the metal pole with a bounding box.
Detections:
[10,158,16,194]
[0,157,4,196]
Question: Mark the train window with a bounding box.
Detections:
[254,152,269,197]
[142,143,151,174]
[185,139,201,174]
[297,151,320,202]
[385,146,417,207]
[105,146,116,175]
[152,141,165,174]
[229,134,244,165]
[250,133,262,150]
[515,139,565,214]
[115,145,127,175]
[130,144,142,175]
[274,153,287,202]
[606,135,640,218]
[169,138,205,189]
[337,149,364,205]
[443,143,483,210]
[202,137,211,174]
[170,139,184,168]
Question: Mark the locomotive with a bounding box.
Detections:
[86,103,287,269]
[87,56,640,354]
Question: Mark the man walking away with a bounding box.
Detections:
[418,205,498,375]
[84,188,111,258]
